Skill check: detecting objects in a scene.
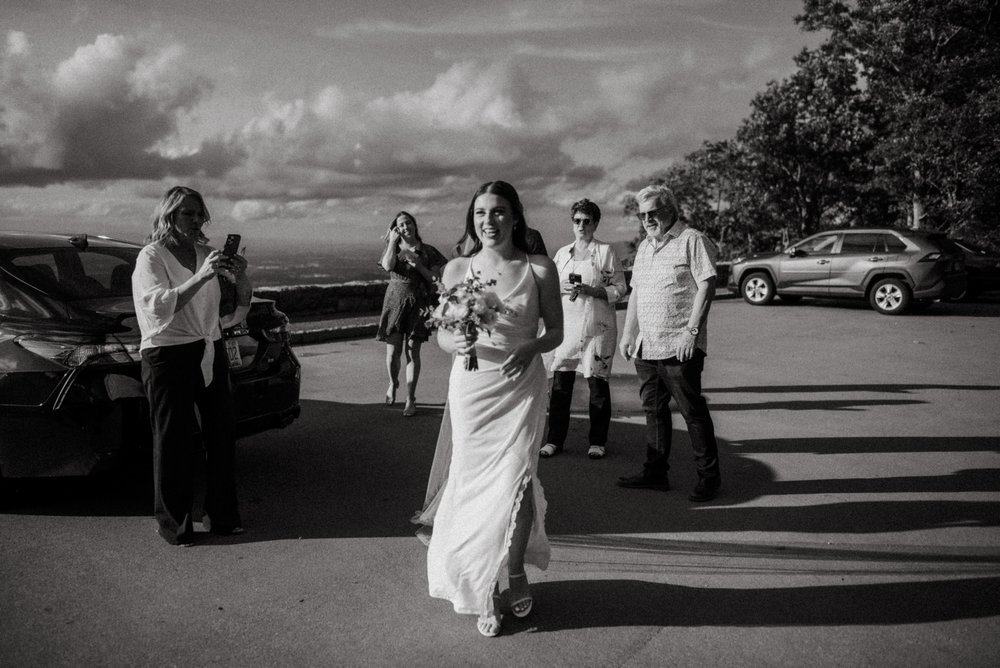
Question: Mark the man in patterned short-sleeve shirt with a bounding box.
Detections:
[617,184,722,502]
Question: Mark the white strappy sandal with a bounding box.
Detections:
[477,593,503,637]
[508,572,534,618]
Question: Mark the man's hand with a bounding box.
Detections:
[619,337,636,362]
[677,330,697,362]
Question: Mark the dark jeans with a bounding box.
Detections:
[142,340,241,544]
[545,371,611,448]
[633,351,720,481]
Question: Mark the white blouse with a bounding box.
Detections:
[132,242,248,386]
[549,238,627,378]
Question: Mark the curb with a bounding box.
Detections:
[289,323,377,345]
[288,290,737,346]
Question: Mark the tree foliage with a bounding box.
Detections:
[799,0,1000,239]
[626,0,1000,258]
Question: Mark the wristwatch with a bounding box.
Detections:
[688,326,699,336]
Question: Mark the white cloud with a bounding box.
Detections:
[0,32,240,185]
[6,31,30,56]
[319,0,721,40]
[218,58,590,204]
[232,199,283,222]
[743,39,780,69]
[370,61,523,130]
[0,8,810,243]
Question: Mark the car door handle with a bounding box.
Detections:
[817,259,831,265]
[867,256,885,262]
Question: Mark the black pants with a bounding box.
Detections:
[545,371,611,448]
[633,351,720,481]
[142,340,241,544]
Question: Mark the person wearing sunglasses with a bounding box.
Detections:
[541,199,626,460]
[617,184,722,502]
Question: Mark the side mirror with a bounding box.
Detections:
[786,247,800,257]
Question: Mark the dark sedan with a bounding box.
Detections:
[952,239,1000,300]
[0,231,300,483]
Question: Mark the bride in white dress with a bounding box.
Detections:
[424,181,563,637]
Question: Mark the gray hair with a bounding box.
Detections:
[635,184,679,222]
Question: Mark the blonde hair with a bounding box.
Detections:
[146,186,211,246]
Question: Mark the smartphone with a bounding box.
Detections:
[568,273,582,301]
[222,233,242,257]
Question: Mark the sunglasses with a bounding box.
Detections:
[636,206,669,222]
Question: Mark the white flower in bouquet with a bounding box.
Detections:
[424,273,513,370]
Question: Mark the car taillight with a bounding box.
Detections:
[261,314,291,342]
[16,336,139,367]
[918,252,943,262]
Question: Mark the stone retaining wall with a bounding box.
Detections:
[254,281,389,316]
[257,263,730,317]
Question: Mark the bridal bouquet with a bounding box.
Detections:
[424,274,511,371]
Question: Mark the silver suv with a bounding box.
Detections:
[727,228,967,315]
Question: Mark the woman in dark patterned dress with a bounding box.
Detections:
[376,211,447,416]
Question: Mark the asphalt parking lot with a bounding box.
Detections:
[2,296,999,667]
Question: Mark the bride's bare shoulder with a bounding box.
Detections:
[441,256,470,284]
[527,253,557,275]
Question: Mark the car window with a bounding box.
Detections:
[2,248,137,301]
[795,234,838,254]
[840,233,882,254]
[0,273,66,318]
[880,234,907,253]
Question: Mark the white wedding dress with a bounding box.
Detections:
[419,257,550,615]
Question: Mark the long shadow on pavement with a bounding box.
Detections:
[776,298,1000,318]
[228,399,1000,540]
[5,399,999,541]
[500,576,1000,632]
[701,382,1000,412]
[707,383,1000,394]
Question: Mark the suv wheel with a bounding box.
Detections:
[741,272,775,305]
[869,278,911,315]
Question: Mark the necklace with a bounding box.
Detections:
[472,254,513,277]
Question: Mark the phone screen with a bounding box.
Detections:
[222,234,241,257]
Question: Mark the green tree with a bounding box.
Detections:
[797,0,1000,240]
[624,140,790,261]
[736,47,882,236]
[621,147,734,260]
[625,0,1000,250]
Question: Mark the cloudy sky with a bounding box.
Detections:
[1,0,820,252]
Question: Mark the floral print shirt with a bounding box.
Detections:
[631,223,717,359]
[548,238,627,379]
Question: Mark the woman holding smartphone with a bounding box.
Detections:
[541,198,627,460]
[132,185,252,546]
